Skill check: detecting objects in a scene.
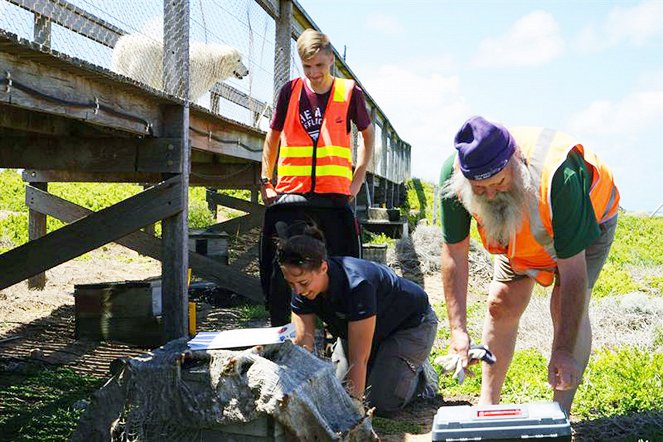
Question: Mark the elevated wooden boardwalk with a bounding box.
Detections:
[0,0,411,341]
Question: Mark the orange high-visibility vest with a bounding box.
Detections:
[473,127,620,286]
[275,77,354,195]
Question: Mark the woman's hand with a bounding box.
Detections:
[347,316,376,399]
[292,313,316,352]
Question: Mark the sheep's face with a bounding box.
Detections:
[230,51,249,79]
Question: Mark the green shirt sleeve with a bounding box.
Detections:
[550,150,601,259]
[439,153,471,243]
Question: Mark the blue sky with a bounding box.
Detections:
[298,0,663,213]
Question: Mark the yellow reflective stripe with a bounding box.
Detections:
[333,78,349,102]
[280,145,314,158]
[315,164,353,179]
[316,145,352,160]
[278,165,312,176]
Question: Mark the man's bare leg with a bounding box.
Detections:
[479,277,535,405]
[550,285,592,414]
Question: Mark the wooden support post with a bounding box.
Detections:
[27,182,47,289]
[274,0,293,95]
[161,0,190,341]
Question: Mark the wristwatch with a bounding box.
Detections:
[259,177,271,187]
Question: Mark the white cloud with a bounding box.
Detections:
[576,0,663,51]
[365,14,404,35]
[567,89,663,212]
[473,11,564,68]
[361,63,471,182]
[568,90,663,137]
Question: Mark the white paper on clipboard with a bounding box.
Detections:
[187,323,297,351]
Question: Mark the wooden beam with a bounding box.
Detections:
[0,136,181,172]
[189,117,264,162]
[21,165,259,188]
[7,0,125,48]
[22,169,161,184]
[208,193,264,215]
[23,185,263,302]
[210,83,273,121]
[207,212,264,237]
[0,49,161,136]
[0,177,183,291]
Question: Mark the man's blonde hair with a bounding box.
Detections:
[297,28,333,60]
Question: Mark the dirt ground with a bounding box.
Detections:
[0,243,658,441]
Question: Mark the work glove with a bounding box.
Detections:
[434,344,496,384]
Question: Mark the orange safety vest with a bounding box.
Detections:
[275,77,355,195]
[471,127,620,286]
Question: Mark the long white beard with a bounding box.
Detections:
[443,160,536,248]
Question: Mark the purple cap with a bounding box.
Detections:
[454,116,515,180]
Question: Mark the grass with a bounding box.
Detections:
[0,170,246,252]
[432,346,663,421]
[0,362,104,441]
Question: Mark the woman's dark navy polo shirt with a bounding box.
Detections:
[291,256,430,344]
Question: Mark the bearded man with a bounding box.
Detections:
[439,116,619,415]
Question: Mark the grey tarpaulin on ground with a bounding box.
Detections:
[73,339,377,441]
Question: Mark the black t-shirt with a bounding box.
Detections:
[291,257,430,345]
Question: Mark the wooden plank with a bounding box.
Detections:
[0,177,183,291]
[21,166,259,188]
[0,136,181,172]
[0,105,81,136]
[208,193,264,215]
[22,169,161,183]
[27,181,47,289]
[207,212,264,237]
[189,118,264,163]
[23,186,263,302]
[210,83,273,121]
[0,50,161,135]
[7,0,125,48]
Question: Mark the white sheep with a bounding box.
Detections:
[112,33,249,101]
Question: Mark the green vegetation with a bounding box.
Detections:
[432,346,663,421]
[236,303,270,324]
[362,231,395,246]
[404,178,439,228]
[0,170,248,252]
[0,363,103,441]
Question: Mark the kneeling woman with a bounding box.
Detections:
[277,226,438,416]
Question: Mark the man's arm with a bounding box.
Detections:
[442,235,471,367]
[292,312,316,352]
[260,128,281,205]
[346,315,376,399]
[349,124,374,199]
[549,251,587,390]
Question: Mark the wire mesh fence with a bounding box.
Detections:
[0,0,410,180]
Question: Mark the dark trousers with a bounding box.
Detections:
[259,197,361,326]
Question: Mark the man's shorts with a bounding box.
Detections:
[493,214,618,289]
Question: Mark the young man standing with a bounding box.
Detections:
[259,29,375,326]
